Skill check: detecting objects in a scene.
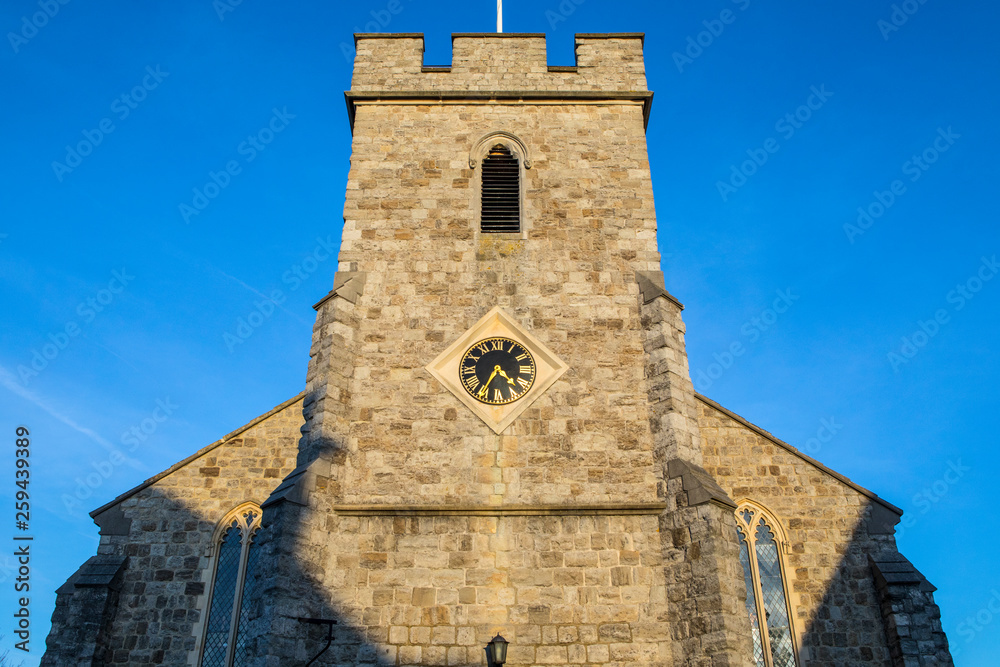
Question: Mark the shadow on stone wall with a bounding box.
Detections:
[242,431,405,666]
[795,500,952,667]
[43,484,405,665]
[46,449,953,666]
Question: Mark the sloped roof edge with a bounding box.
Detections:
[90,392,306,520]
[695,393,903,516]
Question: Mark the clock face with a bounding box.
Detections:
[460,337,536,405]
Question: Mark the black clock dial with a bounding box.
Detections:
[460,337,536,405]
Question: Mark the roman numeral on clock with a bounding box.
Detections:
[459,336,537,406]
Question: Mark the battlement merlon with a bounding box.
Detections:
[346,33,653,129]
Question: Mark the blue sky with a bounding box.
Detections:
[2,0,997,663]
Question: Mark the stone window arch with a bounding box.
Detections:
[470,131,531,237]
[734,500,799,667]
[198,503,262,667]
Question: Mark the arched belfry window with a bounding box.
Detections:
[735,502,798,667]
[470,131,530,236]
[200,504,262,667]
[480,144,521,233]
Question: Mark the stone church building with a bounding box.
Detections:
[44,33,952,666]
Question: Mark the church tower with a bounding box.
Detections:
[243,33,755,665]
[43,31,954,667]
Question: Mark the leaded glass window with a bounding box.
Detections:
[200,505,262,667]
[735,503,798,667]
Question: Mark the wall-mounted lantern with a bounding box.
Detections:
[485,633,509,666]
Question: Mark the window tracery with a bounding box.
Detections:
[735,502,798,667]
[200,504,262,667]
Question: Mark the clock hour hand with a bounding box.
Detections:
[496,368,516,385]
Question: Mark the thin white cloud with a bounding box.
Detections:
[0,363,117,452]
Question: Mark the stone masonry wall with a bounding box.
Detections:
[643,293,755,666]
[697,399,899,665]
[281,510,671,666]
[53,397,305,666]
[47,30,953,667]
[246,32,698,666]
[351,34,648,92]
[328,99,663,508]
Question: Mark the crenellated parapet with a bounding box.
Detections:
[350,32,648,93]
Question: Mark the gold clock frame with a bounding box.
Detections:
[425,307,568,434]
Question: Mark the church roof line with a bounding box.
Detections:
[695,393,903,516]
[87,389,901,524]
[89,392,307,521]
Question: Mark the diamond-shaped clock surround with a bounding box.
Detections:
[426,307,568,434]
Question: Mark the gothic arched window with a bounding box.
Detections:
[199,504,262,667]
[735,502,798,667]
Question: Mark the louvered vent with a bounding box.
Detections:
[481,144,520,233]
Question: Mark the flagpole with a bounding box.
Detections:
[497,0,502,32]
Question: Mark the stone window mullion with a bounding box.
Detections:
[741,521,773,666]
[223,525,251,667]
[199,505,261,667]
[735,503,799,667]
